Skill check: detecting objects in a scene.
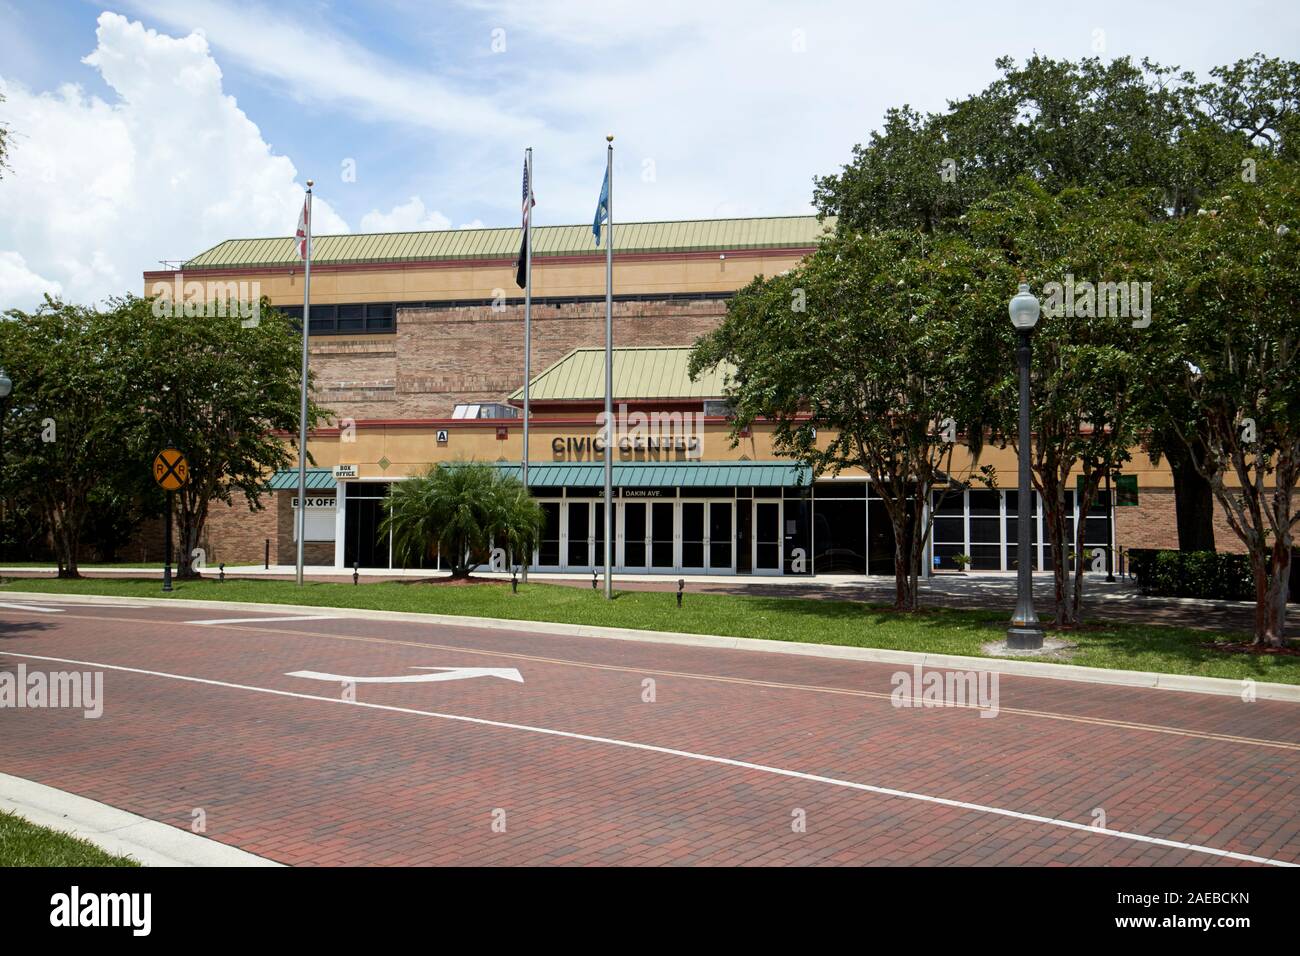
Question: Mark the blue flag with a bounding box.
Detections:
[593,168,609,246]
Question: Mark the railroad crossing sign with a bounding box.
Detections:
[153,448,189,491]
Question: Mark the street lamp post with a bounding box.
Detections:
[1007,283,1044,650]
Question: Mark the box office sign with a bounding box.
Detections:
[291,496,337,510]
[333,464,358,479]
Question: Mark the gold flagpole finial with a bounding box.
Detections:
[606,135,614,143]
[306,179,314,189]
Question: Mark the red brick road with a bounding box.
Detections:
[1,598,1298,866]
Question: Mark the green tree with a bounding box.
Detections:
[110,294,328,578]
[0,299,136,576]
[690,229,1006,610]
[381,461,544,579]
[964,184,1155,625]
[1158,159,1300,646]
[813,53,1300,552]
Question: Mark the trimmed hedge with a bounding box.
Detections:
[1127,549,1255,601]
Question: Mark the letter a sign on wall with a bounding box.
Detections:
[153,448,189,491]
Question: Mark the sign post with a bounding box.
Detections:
[153,448,189,593]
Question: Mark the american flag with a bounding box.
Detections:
[522,158,535,228]
[516,156,535,289]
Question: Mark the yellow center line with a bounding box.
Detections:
[12,608,1300,753]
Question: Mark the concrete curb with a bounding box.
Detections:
[6,591,1299,703]
[0,772,284,867]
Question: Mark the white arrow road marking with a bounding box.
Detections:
[186,615,339,626]
[0,602,63,613]
[286,666,524,685]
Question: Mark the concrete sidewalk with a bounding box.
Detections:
[0,772,284,867]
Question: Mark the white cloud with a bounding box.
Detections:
[0,11,348,309]
[0,251,63,308]
[360,198,490,233]
[359,196,452,233]
[123,0,539,138]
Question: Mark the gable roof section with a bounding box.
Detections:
[184,215,832,270]
[508,346,733,403]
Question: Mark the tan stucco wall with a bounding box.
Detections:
[143,250,810,307]
[293,421,1179,491]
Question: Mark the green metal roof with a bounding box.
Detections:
[267,468,336,491]
[496,461,808,488]
[509,346,733,402]
[184,215,831,270]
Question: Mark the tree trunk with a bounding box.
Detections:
[892,515,916,610]
[1260,542,1291,647]
[1168,437,1216,552]
[1040,478,1074,627]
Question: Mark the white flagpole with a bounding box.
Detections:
[603,136,614,600]
[295,180,313,587]
[522,147,533,584]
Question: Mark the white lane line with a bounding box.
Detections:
[0,602,62,613]
[21,602,151,609]
[3,649,1294,868]
[184,615,338,626]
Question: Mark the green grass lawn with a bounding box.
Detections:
[0,810,139,866]
[4,574,1296,685]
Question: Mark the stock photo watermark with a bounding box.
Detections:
[890,665,1000,718]
[1041,275,1152,328]
[0,664,103,718]
[149,275,262,325]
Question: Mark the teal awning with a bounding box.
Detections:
[495,460,809,488]
[267,467,336,491]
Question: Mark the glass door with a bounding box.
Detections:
[622,502,648,570]
[708,501,734,571]
[650,502,675,569]
[536,501,561,568]
[753,500,782,573]
[594,501,615,573]
[680,502,706,571]
[566,501,591,569]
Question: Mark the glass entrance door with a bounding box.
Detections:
[709,501,733,571]
[622,502,647,570]
[753,500,782,573]
[536,501,561,568]
[681,500,733,571]
[566,501,591,568]
[680,502,706,570]
[650,502,675,569]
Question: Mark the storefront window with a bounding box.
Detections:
[812,498,866,573]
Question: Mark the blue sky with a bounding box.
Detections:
[1,0,1298,307]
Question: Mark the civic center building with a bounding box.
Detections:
[142,216,1195,576]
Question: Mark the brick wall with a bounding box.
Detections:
[272,491,334,566]
[309,298,727,421]
[203,492,279,565]
[1116,489,1246,554]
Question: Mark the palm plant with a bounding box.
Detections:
[380,461,542,579]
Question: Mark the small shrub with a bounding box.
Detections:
[1127,548,1253,601]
